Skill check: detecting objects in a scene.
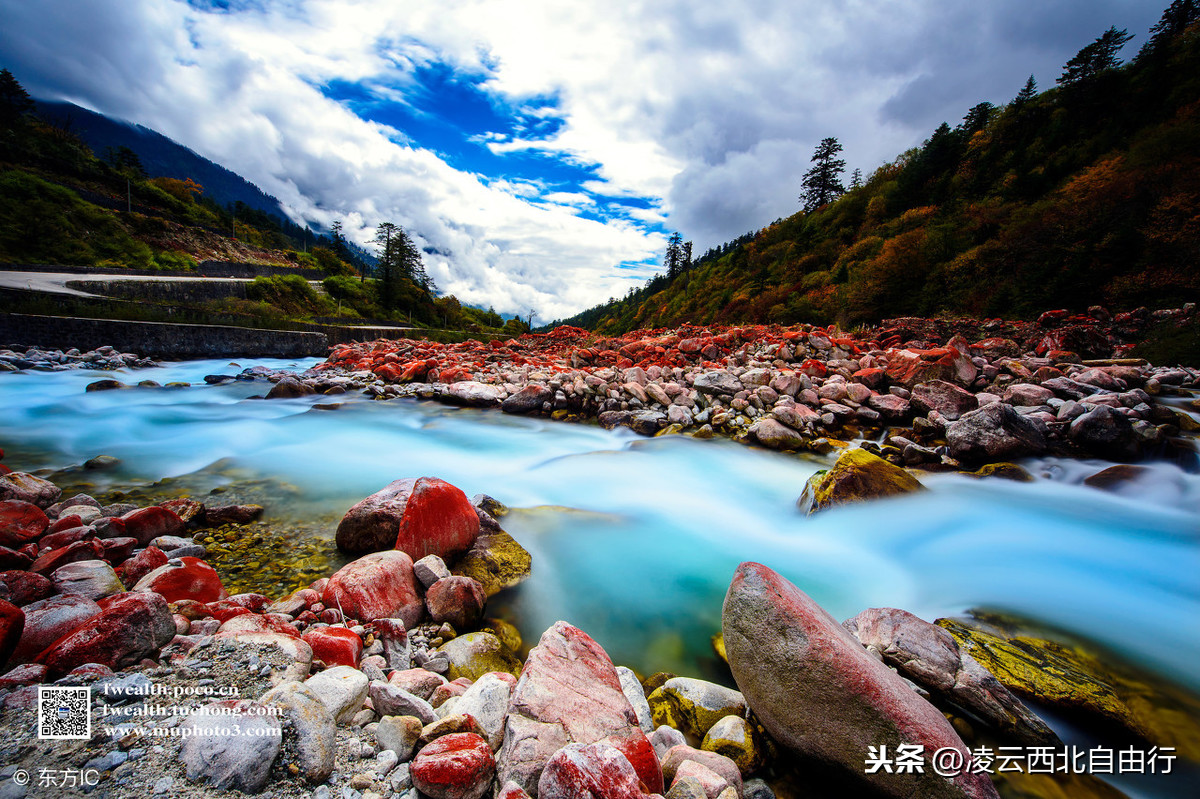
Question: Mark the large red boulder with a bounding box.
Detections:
[538,743,648,799]
[132,557,226,603]
[302,626,363,668]
[722,562,998,799]
[496,621,662,795]
[10,594,102,664]
[0,570,53,606]
[120,506,185,546]
[0,599,24,667]
[411,732,495,799]
[0,500,49,548]
[335,477,480,559]
[35,591,175,676]
[322,550,422,626]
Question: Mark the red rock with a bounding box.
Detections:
[852,367,888,391]
[0,570,54,605]
[29,539,105,576]
[36,591,176,676]
[48,514,84,534]
[0,599,24,666]
[538,742,648,799]
[335,477,481,560]
[0,546,32,571]
[171,599,213,620]
[425,576,486,630]
[118,546,169,586]
[226,593,270,613]
[205,600,254,622]
[799,359,827,378]
[219,612,302,639]
[0,500,49,547]
[411,732,496,799]
[132,557,226,603]
[723,562,997,799]
[910,380,979,421]
[160,498,206,526]
[302,626,363,667]
[120,506,185,546]
[430,681,468,708]
[10,594,101,664]
[38,526,96,553]
[322,550,422,626]
[496,621,662,795]
[100,537,138,565]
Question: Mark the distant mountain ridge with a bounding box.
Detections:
[34,99,294,223]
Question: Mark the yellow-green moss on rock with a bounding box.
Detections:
[436,631,522,682]
[967,462,1035,482]
[701,714,768,773]
[451,529,532,598]
[647,677,747,740]
[938,615,1200,760]
[797,447,925,515]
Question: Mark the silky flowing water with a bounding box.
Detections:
[2,358,1198,796]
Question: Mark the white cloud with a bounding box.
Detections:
[0,0,1164,319]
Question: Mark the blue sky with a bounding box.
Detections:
[0,0,1164,320]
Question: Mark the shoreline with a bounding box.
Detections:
[1,463,1197,799]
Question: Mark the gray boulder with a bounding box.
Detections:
[946,403,1048,462]
[722,562,998,799]
[843,607,1058,746]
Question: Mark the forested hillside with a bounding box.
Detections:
[556,4,1200,334]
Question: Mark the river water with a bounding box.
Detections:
[2,358,1199,792]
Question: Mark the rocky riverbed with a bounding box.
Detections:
[238,305,1200,472]
[1,454,1197,799]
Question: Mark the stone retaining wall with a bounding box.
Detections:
[67,279,251,303]
[0,313,328,359]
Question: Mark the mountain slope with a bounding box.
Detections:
[555,8,1200,335]
[35,99,291,221]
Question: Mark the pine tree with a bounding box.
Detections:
[373,222,402,309]
[1140,0,1199,59]
[664,232,683,279]
[1012,75,1038,108]
[800,137,846,212]
[1058,26,1134,86]
[0,68,34,127]
[960,101,995,134]
[849,168,863,189]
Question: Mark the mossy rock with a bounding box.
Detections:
[797,447,925,514]
[701,714,768,774]
[967,462,1035,482]
[451,529,532,598]
[1082,464,1152,491]
[647,677,747,740]
[937,614,1200,760]
[436,631,522,682]
[480,617,523,655]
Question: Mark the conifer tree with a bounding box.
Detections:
[0,68,34,126]
[800,137,846,212]
[1058,26,1134,86]
[1012,75,1038,107]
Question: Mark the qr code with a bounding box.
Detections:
[38,686,91,740]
